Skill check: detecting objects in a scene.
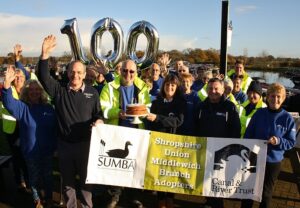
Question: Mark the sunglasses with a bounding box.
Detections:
[233,75,244,79]
[122,69,135,74]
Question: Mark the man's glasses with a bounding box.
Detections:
[122,69,135,74]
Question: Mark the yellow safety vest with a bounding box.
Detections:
[197,84,208,101]
[30,72,38,80]
[1,87,19,134]
[228,69,253,93]
[227,93,239,106]
[238,99,266,138]
[100,76,151,128]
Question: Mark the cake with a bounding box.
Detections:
[126,104,148,115]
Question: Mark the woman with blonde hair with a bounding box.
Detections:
[1,67,29,192]
[242,83,296,208]
[2,66,57,208]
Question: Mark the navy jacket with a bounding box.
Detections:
[195,96,241,138]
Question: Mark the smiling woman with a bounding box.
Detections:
[1,67,57,207]
[20,80,48,105]
[242,83,296,208]
[146,73,186,208]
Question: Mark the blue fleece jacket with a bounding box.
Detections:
[244,107,296,163]
[234,90,247,104]
[150,77,164,97]
[178,90,201,136]
[2,87,57,159]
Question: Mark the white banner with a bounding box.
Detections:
[203,138,267,201]
[86,124,267,201]
[86,124,150,189]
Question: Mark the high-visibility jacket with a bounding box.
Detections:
[1,86,19,134]
[228,69,253,93]
[197,84,208,101]
[100,76,151,128]
[238,99,267,138]
[227,93,239,106]
[30,72,38,80]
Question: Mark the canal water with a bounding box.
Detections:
[248,70,295,88]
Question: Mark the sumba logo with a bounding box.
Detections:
[213,144,257,173]
[98,140,136,172]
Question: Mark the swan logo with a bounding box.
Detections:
[97,140,136,171]
[213,144,257,173]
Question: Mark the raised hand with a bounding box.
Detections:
[158,53,171,67]
[14,44,22,61]
[216,73,225,80]
[3,65,16,89]
[158,53,171,78]
[41,35,57,60]
[95,60,110,75]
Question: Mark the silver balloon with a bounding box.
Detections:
[61,18,89,64]
[90,17,124,70]
[126,21,159,69]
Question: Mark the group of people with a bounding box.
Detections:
[0,34,298,208]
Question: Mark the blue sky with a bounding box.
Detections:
[0,0,299,58]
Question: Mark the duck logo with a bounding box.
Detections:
[213,144,257,173]
[106,141,132,159]
[97,140,136,172]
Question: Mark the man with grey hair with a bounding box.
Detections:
[100,59,151,127]
[37,35,103,208]
[100,59,150,207]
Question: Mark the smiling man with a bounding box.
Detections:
[195,78,241,138]
[99,59,151,208]
[228,59,253,93]
[37,35,103,208]
[100,59,150,128]
[195,77,241,208]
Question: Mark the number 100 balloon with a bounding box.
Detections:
[61,17,159,69]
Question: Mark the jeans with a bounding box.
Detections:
[25,156,54,201]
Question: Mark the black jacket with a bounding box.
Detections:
[195,96,241,138]
[149,95,186,134]
[38,59,103,142]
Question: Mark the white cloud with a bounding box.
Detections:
[159,35,199,51]
[235,5,257,14]
[0,13,90,56]
[0,13,132,56]
[0,13,204,58]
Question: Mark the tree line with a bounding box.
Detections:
[1,48,300,70]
